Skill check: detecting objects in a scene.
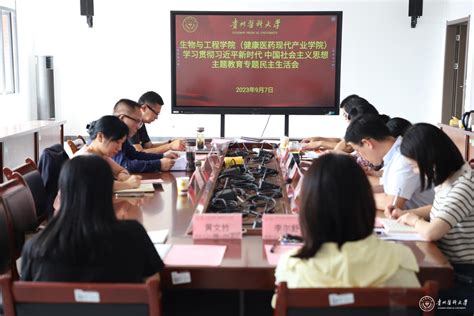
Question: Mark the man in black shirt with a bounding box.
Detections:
[130,91,186,154]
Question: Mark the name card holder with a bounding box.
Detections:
[290,172,304,214]
[193,213,242,239]
[283,154,295,177]
[201,158,213,182]
[279,147,290,168]
[290,167,302,191]
[287,159,299,180]
[262,214,301,240]
[187,173,198,203]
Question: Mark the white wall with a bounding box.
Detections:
[444,0,474,113]
[1,0,473,138]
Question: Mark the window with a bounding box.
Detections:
[0,6,18,94]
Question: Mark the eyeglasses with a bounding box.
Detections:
[119,114,143,128]
[145,104,160,117]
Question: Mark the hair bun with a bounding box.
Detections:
[86,120,96,135]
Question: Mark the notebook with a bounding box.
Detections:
[148,229,169,244]
[114,183,155,195]
[379,218,417,234]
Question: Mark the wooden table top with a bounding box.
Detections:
[115,169,453,290]
[0,120,65,141]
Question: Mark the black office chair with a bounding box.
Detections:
[3,158,47,224]
[274,281,439,316]
[37,144,69,219]
[0,274,162,316]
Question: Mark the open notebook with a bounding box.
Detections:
[379,218,417,234]
[114,183,155,196]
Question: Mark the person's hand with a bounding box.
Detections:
[302,141,320,150]
[170,139,186,151]
[164,151,179,159]
[324,149,349,156]
[397,213,421,227]
[125,175,141,189]
[384,205,407,219]
[160,157,175,171]
[300,138,313,144]
[113,197,145,207]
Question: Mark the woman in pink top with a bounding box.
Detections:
[74,115,141,191]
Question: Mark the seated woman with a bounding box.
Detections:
[273,154,419,306]
[392,123,474,286]
[302,94,376,152]
[75,115,141,191]
[21,155,164,282]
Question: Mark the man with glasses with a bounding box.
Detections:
[130,91,186,154]
[112,98,176,172]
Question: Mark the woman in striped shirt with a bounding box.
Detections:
[390,123,474,287]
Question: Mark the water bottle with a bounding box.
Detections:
[196,127,205,150]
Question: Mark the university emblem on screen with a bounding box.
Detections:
[182,16,198,33]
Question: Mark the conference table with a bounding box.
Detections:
[114,157,453,315]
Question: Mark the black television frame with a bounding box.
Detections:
[171,11,343,115]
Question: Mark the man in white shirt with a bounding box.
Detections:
[344,114,434,210]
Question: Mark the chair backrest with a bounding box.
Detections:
[0,178,36,280]
[0,275,162,316]
[0,202,15,275]
[37,144,69,219]
[3,158,47,223]
[0,178,37,256]
[64,136,86,158]
[274,281,439,316]
[3,158,37,180]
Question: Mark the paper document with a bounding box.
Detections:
[302,151,321,159]
[211,139,231,145]
[264,244,301,266]
[379,233,427,241]
[154,244,171,259]
[148,229,169,244]
[170,153,187,171]
[114,183,154,195]
[141,179,164,184]
[163,245,227,266]
[379,218,417,233]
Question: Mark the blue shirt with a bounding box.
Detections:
[112,140,163,173]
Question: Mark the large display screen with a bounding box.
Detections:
[171,11,342,115]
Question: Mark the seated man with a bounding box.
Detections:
[112,99,176,172]
[131,91,186,154]
[344,114,434,210]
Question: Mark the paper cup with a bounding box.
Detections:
[280,136,289,149]
[176,176,190,194]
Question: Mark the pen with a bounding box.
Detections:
[114,193,145,198]
[389,188,402,219]
[270,243,278,253]
[392,188,401,207]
